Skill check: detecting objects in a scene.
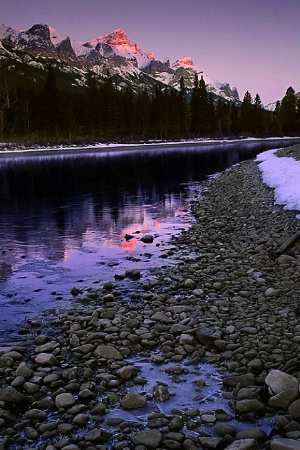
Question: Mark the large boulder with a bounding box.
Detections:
[265,370,299,395]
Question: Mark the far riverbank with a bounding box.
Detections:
[1,136,300,158]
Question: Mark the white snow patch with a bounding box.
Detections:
[257,149,300,213]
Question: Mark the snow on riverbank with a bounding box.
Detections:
[257,149,300,216]
[0,136,298,156]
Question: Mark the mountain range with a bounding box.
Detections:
[0,22,240,103]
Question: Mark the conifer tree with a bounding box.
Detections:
[253,93,263,133]
[240,90,253,133]
[281,86,297,133]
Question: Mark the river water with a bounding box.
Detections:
[0,139,298,342]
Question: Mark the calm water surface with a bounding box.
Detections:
[0,139,298,341]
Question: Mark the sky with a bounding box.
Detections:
[1,0,299,105]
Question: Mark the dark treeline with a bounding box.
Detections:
[0,64,300,143]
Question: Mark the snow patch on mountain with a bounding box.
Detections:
[0,22,241,103]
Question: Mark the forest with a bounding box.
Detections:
[0,63,299,145]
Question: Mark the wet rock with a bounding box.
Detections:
[151,311,171,322]
[215,423,237,437]
[85,428,112,444]
[224,439,260,449]
[116,365,137,380]
[25,408,47,420]
[55,393,76,409]
[198,437,223,448]
[265,287,280,297]
[276,254,296,265]
[131,429,163,448]
[125,269,141,280]
[234,399,265,414]
[141,234,154,244]
[94,344,123,360]
[183,439,199,450]
[235,428,267,443]
[195,326,223,346]
[236,386,263,401]
[16,361,33,379]
[270,438,300,449]
[179,333,194,345]
[162,439,182,449]
[0,386,27,403]
[288,399,300,419]
[153,383,171,402]
[268,387,299,409]
[184,278,196,289]
[120,393,147,409]
[223,373,255,388]
[168,415,184,431]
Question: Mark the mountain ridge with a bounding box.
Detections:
[0,22,240,103]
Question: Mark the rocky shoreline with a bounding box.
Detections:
[1,147,300,450]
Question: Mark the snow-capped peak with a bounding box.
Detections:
[87,28,142,55]
[172,57,196,69]
[49,25,67,45]
[147,52,155,60]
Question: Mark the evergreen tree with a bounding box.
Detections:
[40,65,59,134]
[240,90,253,133]
[178,77,188,135]
[190,74,209,134]
[0,61,17,136]
[190,73,200,134]
[253,93,263,133]
[281,86,298,133]
[198,75,209,134]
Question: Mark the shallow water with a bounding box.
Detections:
[0,139,298,341]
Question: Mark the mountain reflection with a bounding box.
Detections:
[0,140,297,284]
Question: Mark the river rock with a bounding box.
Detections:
[35,352,59,366]
[268,387,299,409]
[0,386,27,403]
[116,365,137,380]
[195,326,223,346]
[168,415,184,430]
[125,269,141,279]
[55,393,76,409]
[198,437,223,448]
[223,373,255,388]
[265,370,299,395]
[234,399,265,414]
[224,439,260,449]
[93,344,123,360]
[85,428,112,444]
[120,393,147,409]
[265,287,280,297]
[153,383,171,402]
[184,278,196,289]
[276,254,296,265]
[131,430,163,448]
[270,438,300,449]
[141,234,154,243]
[15,361,33,379]
[288,399,300,419]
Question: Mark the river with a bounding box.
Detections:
[0,138,299,342]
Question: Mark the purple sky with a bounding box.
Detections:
[1,0,299,105]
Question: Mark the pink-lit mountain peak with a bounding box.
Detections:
[172,57,196,69]
[93,28,142,54]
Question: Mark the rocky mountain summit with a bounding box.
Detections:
[0,22,240,102]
